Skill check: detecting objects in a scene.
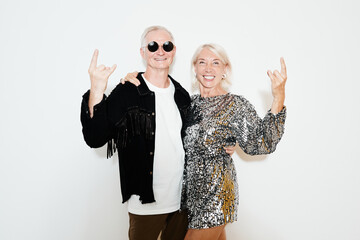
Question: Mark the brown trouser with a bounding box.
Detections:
[128,210,188,240]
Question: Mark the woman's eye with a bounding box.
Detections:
[199,61,205,64]
[213,61,220,65]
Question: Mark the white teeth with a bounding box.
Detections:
[204,76,215,80]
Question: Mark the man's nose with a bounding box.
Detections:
[157,46,165,55]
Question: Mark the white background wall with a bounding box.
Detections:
[1,0,360,239]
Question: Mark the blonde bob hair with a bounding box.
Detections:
[191,43,232,91]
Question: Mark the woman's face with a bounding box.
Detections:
[194,48,227,92]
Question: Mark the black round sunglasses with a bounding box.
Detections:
[147,41,174,52]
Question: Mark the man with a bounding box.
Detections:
[81,26,190,240]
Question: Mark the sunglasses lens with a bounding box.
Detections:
[147,41,159,52]
[163,41,174,52]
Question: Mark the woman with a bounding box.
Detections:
[123,43,287,240]
[182,44,286,240]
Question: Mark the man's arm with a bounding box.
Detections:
[80,49,117,148]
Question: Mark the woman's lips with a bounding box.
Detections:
[203,75,215,80]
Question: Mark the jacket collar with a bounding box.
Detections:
[136,72,151,96]
[136,72,187,96]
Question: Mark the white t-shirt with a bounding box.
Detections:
[127,75,185,215]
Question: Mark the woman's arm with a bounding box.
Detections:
[232,96,286,156]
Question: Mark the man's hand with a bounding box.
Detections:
[88,49,117,117]
[88,49,117,94]
[224,145,236,156]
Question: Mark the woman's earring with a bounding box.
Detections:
[222,73,227,80]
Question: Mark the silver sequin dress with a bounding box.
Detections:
[182,93,286,229]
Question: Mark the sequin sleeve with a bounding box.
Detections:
[231,95,286,155]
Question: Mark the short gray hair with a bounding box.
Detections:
[191,43,232,91]
[140,25,174,48]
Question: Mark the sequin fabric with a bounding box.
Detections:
[182,93,286,229]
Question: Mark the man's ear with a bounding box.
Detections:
[140,47,145,59]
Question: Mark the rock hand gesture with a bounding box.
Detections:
[267,57,287,114]
[88,49,117,117]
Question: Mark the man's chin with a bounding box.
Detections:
[151,64,171,70]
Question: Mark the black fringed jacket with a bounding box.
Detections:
[81,73,191,204]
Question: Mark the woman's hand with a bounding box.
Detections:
[267,57,287,114]
[121,71,140,86]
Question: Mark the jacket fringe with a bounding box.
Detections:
[107,110,154,158]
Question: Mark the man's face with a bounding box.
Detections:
[141,30,176,70]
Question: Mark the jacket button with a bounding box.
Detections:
[150,171,152,175]
[150,152,153,155]
[151,132,154,135]
[152,112,155,116]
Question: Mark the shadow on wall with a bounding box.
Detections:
[227,208,283,240]
[259,89,274,113]
[94,145,119,166]
[94,146,106,157]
